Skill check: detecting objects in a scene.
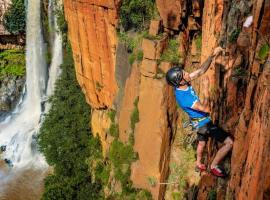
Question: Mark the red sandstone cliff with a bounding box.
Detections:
[63,0,120,109]
[63,0,270,199]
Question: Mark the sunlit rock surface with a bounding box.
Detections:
[64,0,270,199]
[63,0,120,109]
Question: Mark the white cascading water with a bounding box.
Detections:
[46,0,62,98]
[0,0,62,194]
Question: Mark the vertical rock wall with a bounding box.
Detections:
[156,0,270,199]
[227,1,270,199]
[130,65,177,199]
[63,0,120,109]
[197,0,270,199]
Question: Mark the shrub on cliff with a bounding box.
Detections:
[38,43,104,199]
[159,38,181,64]
[0,49,25,79]
[120,0,155,31]
[3,0,26,34]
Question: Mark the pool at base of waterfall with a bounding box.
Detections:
[0,166,48,200]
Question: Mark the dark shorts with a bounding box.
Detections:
[197,121,230,143]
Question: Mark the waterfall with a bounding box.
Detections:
[45,0,62,107]
[0,0,62,175]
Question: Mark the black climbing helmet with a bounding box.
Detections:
[166,66,183,87]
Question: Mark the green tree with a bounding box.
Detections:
[3,0,26,34]
[120,0,155,31]
[38,43,104,199]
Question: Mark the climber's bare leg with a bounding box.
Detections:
[196,141,206,166]
[210,137,233,168]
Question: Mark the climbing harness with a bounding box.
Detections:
[182,119,197,145]
[182,116,211,145]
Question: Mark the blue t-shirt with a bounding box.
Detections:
[175,86,211,128]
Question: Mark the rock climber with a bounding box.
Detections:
[165,47,233,177]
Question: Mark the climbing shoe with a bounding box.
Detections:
[195,163,206,172]
[210,166,226,177]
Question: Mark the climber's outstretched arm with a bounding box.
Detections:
[189,47,223,81]
[189,55,214,80]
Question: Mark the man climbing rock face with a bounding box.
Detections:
[165,47,233,177]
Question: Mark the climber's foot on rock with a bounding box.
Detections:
[210,165,226,177]
[195,163,207,172]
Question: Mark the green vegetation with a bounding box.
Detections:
[108,140,136,184]
[107,139,152,199]
[167,111,197,199]
[172,192,181,200]
[159,38,181,64]
[118,31,137,52]
[55,5,68,34]
[108,109,117,122]
[45,50,52,66]
[130,97,139,133]
[118,31,146,65]
[129,53,137,65]
[147,176,157,187]
[129,48,144,65]
[228,29,240,43]
[106,97,151,199]
[129,96,139,146]
[232,66,248,78]
[3,0,26,34]
[168,144,196,194]
[153,66,166,79]
[94,160,111,186]
[109,189,152,200]
[38,43,104,199]
[108,109,119,138]
[143,32,164,41]
[39,6,152,199]
[53,1,68,45]
[109,123,119,138]
[0,49,25,79]
[195,34,202,50]
[120,0,156,31]
[208,189,217,200]
[257,43,270,62]
[136,50,144,62]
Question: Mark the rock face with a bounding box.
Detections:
[0,76,25,114]
[227,1,270,198]
[63,0,120,109]
[156,0,182,30]
[196,0,270,199]
[156,0,202,31]
[130,74,177,200]
[64,0,270,199]
[118,35,177,200]
[118,62,140,143]
[0,0,10,35]
[91,109,114,156]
